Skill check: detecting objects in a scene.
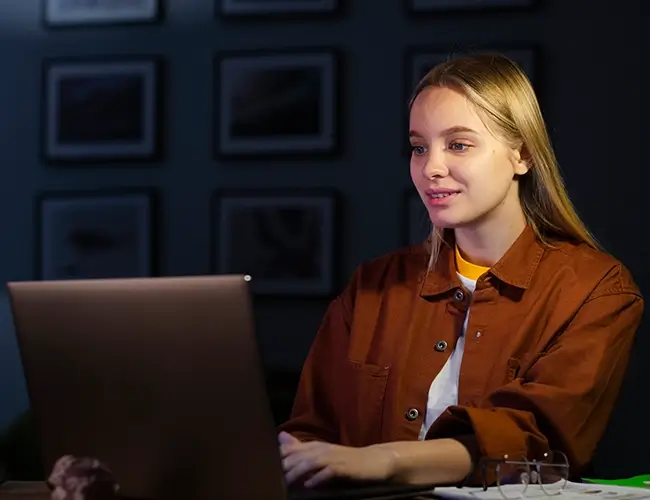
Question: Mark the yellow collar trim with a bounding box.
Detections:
[455,246,490,281]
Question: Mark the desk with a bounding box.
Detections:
[0,482,49,500]
[0,481,437,500]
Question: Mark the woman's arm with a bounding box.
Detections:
[277,276,357,444]
[362,267,642,487]
[375,438,473,485]
[424,265,643,483]
[280,262,643,487]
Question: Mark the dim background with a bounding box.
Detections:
[0,0,648,480]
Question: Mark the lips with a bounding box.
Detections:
[424,188,460,206]
[425,188,460,198]
[429,192,455,199]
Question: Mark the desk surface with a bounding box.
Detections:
[0,482,50,500]
[0,481,438,500]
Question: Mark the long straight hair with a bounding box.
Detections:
[409,52,600,268]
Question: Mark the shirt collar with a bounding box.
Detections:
[420,225,546,297]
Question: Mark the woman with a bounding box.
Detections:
[278,53,643,489]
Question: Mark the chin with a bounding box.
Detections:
[427,204,481,229]
[427,213,464,230]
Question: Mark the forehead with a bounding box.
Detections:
[409,86,489,134]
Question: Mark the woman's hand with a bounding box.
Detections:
[279,432,474,488]
[278,432,399,488]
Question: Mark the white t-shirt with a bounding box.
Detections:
[418,272,477,440]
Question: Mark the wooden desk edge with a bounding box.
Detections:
[0,482,50,500]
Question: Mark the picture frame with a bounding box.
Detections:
[42,56,164,165]
[404,190,430,246]
[211,189,338,297]
[218,0,340,16]
[37,189,157,280]
[409,0,536,12]
[43,0,162,27]
[214,49,340,159]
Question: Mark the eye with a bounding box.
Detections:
[410,145,426,156]
[449,141,471,152]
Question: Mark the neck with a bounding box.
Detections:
[453,210,527,267]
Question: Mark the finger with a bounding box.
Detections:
[285,455,326,485]
[304,465,336,488]
[279,443,298,458]
[278,432,300,446]
[280,440,323,458]
[281,451,301,471]
[282,447,321,472]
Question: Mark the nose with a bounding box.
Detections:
[422,149,448,180]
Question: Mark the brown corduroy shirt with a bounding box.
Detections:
[278,226,644,482]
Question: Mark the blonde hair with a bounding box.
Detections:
[409,52,599,268]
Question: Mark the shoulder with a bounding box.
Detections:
[542,240,642,299]
[350,244,429,288]
[334,243,428,311]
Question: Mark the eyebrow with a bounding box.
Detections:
[409,126,479,138]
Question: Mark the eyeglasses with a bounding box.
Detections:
[476,450,570,500]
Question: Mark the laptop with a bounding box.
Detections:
[7,275,438,500]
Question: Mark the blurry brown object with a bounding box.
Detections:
[47,456,119,500]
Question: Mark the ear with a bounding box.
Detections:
[511,144,531,176]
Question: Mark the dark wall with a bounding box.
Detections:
[0,0,647,478]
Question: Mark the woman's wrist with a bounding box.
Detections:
[372,438,473,485]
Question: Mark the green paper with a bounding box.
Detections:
[583,475,650,489]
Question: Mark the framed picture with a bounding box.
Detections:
[37,190,156,280]
[404,190,430,246]
[215,49,340,158]
[409,0,535,12]
[218,0,339,16]
[212,190,338,296]
[43,57,164,164]
[43,0,162,27]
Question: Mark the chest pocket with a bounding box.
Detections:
[335,360,390,447]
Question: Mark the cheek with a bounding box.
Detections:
[462,169,516,209]
[455,154,510,188]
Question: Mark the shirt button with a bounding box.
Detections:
[454,289,465,302]
[434,340,448,352]
[475,331,482,339]
[405,408,420,421]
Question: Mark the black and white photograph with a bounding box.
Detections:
[409,0,535,12]
[38,191,155,280]
[43,0,161,27]
[213,191,337,296]
[43,57,163,164]
[408,48,536,91]
[215,50,339,158]
[219,0,339,16]
[405,191,430,246]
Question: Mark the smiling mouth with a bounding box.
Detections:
[429,192,458,199]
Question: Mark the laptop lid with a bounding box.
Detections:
[7,275,287,500]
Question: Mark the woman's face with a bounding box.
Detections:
[409,86,529,231]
